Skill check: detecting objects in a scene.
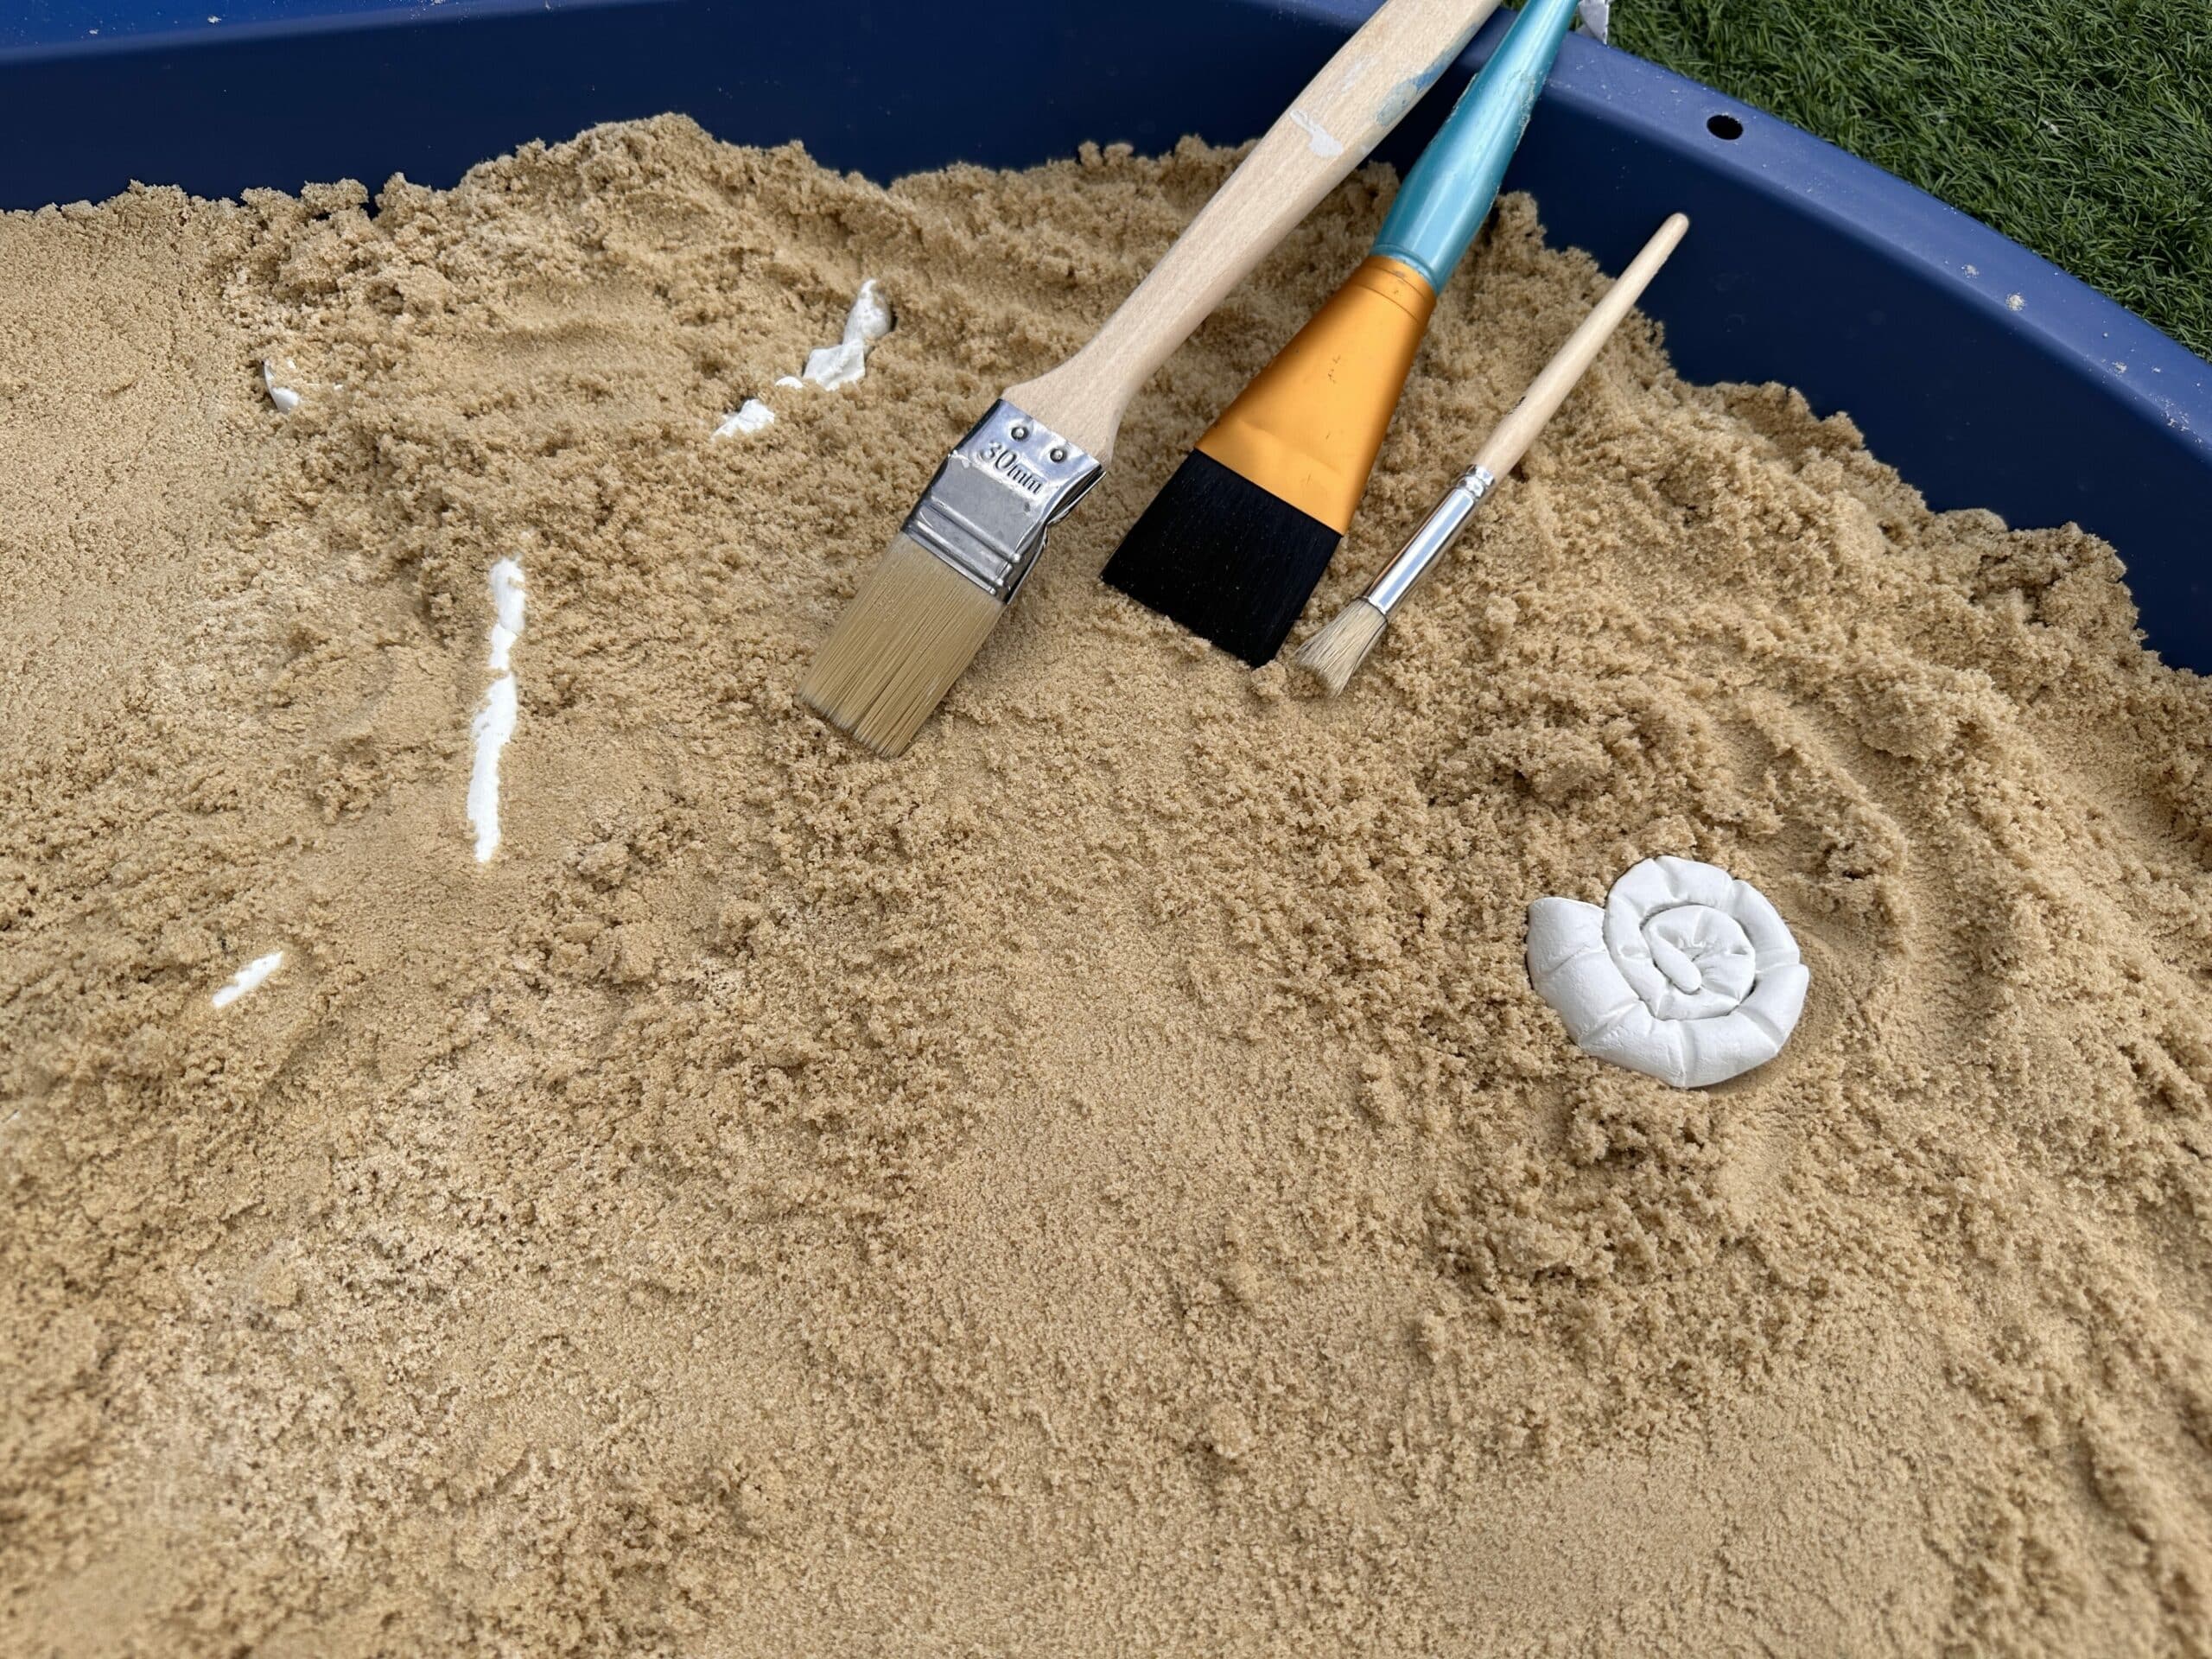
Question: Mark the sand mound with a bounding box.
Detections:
[4,117,2210,1655]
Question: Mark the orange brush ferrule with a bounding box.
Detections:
[1192,256,1436,535]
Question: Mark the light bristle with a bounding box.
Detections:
[1292,599,1388,696]
[799,534,1005,756]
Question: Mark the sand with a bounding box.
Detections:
[3,116,2211,1656]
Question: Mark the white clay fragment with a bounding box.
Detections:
[712,280,893,437]
[1526,855,1810,1089]
[712,398,776,439]
[212,950,284,1009]
[800,278,894,391]
[466,558,526,862]
[262,359,301,413]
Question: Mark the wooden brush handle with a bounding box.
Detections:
[1006,0,1502,462]
[1473,211,1690,477]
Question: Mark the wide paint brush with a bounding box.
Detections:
[1100,0,1581,666]
[799,0,1503,757]
[1296,210,1689,693]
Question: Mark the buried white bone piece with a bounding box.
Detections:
[713,398,776,438]
[712,280,893,435]
[466,558,526,862]
[211,950,284,1009]
[261,359,302,413]
[1525,855,1809,1089]
[800,278,893,390]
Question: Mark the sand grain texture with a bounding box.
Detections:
[3,118,2211,1656]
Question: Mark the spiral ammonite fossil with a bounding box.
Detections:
[1525,855,1810,1089]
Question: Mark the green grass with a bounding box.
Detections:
[1617,0,2212,360]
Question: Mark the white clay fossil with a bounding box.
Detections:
[1526,855,1809,1089]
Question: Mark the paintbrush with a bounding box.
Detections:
[1296,210,1689,693]
[799,0,1504,757]
[1100,0,1582,666]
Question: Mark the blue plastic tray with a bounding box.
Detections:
[6,0,2205,669]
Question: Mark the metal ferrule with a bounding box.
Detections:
[1363,465,1495,615]
[899,399,1103,603]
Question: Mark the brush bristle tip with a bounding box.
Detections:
[1292,600,1388,696]
[800,536,1005,757]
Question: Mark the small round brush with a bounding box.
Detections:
[1297,210,1689,695]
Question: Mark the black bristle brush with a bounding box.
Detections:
[1102,0,1581,665]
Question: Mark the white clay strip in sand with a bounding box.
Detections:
[262,359,301,413]
[212,950,284,1009]
[466,558,526,862]
[713,279,893,435]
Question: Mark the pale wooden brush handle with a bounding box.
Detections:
[1472,211,1690,478]
[1006,0,1503,461]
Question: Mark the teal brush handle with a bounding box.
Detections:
[1370,0,1581,290]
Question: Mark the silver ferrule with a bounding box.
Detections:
[899,399,1103,603]
[1363,465,1496,616]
